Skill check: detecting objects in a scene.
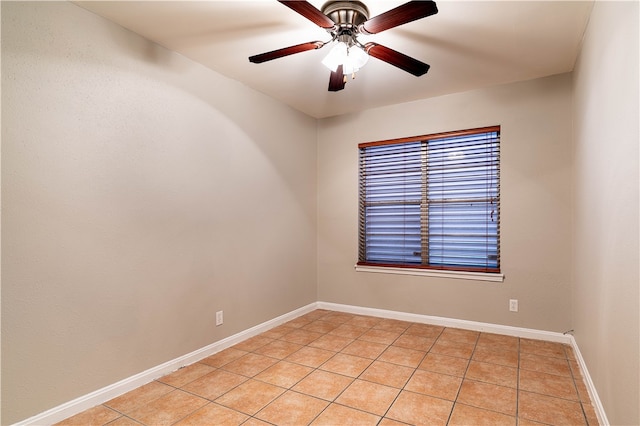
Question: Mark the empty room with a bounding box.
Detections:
[1,1,638,425]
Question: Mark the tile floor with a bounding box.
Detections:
[57,309,599,426]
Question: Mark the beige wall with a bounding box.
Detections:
[1,2,318,423]
[572,1,639,424]
[318,74,574,332]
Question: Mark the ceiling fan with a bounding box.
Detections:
[248,0,438,92]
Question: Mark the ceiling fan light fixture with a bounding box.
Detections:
[321,42,369,74]
[250,0,438,91]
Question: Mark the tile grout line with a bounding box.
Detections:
[446,329,480,425]
[312,312,391,424]
[378,324,445,423]
[319,314,383,422]
[516,336,521,424]
[362,320,423,424]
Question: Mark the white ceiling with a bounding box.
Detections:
[76,0,593,119]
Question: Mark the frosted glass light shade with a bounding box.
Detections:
[321,42,348,72]
[344,45,369,74]
[322,42,369,74]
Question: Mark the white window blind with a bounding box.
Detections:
[358,126,500,273]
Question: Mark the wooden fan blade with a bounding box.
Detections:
[365,42,430,76]
[360,0,438,35]
[328,64,346,91]
[278,0,336,29]
[249,41,324,63]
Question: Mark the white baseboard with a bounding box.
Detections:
[16,301,607,426]
[14,303,318,426]
[317,301,573,343]
[568,336,610,426]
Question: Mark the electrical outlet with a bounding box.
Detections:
[216,311,224,326]
[509,299,518,312]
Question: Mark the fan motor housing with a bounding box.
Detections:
[321,1,370,27]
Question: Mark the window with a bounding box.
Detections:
[358,126,500,274]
